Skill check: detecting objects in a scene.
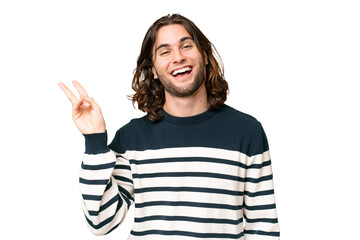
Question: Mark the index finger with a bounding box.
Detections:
[58,82,78,103]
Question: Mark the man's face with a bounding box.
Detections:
[152,24,208,98]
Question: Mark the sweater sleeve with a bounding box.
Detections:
[243,123,280,239]
[79,131,134,235]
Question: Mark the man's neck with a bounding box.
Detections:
[163,84,208,117]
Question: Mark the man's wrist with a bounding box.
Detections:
[83,131,110,154]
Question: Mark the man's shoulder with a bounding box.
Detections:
[218,104,262,129]
[120,115,151,132]
[218,105,268,155]
[109,115,151,152]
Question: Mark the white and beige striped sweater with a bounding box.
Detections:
[79,105,280,239]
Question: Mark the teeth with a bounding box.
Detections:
[172,67,192,76]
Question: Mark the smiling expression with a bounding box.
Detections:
[152,24,208,98]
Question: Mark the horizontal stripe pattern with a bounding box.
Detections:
[124,147,271,165]
[127,147,277,238]
[135,215,244,225]
[135,200,243,210]
[80,146,279,238]
[130,229,245,239]
[133,171,273,183]
[245,230,280,237]
[134,186,243,196]
[128,156,272,170]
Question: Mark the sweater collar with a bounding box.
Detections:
[162,108,217,124]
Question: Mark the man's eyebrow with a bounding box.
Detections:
[155,37,194,54]
[180,36,193,43]
[155,43,170,54]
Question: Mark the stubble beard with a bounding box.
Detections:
[155,60,206,98]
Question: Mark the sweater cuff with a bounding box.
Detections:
[83,131,110,154]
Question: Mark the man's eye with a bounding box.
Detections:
[160,51,169,56]
[183,44,192,49]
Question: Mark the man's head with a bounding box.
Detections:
[131,14,228,122]
[152,24,208,98]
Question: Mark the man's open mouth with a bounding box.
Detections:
[171,66,193,77]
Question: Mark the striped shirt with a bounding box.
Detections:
[80,105,280,239]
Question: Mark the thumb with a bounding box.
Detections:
[81,95,101,110]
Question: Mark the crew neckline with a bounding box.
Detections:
[162,108,217,125]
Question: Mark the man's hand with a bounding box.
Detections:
[58,80,106,134]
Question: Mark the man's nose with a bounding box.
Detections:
[172,48,185,64]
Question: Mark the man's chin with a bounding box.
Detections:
[165,82,205,98]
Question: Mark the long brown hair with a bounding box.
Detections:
[131,14,229,122]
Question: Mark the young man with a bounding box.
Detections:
[59,14,280,239]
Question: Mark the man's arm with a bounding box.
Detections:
[59,81,134,234]
[79,132,134,235]
[243,123,280,239]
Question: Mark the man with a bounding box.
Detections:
[59,14,280,239]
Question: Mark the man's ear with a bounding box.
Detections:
[203,51,208,65]
[152,66,158,79]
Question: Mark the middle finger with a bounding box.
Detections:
[72,80,89,97]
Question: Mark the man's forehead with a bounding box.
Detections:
[153,24,193,49]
